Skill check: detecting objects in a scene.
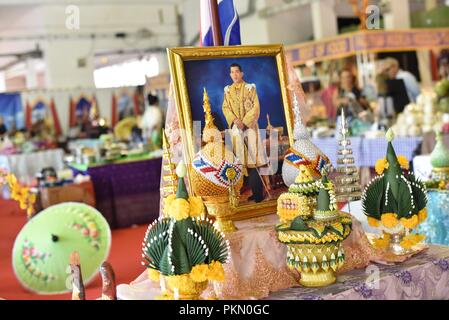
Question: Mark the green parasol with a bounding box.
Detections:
[12,202,111,294]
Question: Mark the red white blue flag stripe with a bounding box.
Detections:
[200,0,241,47]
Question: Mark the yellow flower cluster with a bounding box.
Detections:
[2,172,36,218]
[418,208,427,223]
[400,215,419,229]
[397,155,409,170]
[400,234,425,249]
[188,196,206,218]
[375,158,389,175]
[374,155,409,175]
[147,268,160,281]
[189,261,225,283]
[369,210,427,231]
[163,194,205,221]
[367,217,380,227]
[381,213,399,229]
[373,233,391,249]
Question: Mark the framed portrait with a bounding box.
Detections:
[168,44,293,220]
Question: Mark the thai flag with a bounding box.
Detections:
[200,0,241,46]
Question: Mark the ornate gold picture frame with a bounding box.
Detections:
[167,44,293,220]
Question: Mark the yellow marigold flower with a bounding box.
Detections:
[169,198,190,220]
[163,194,177,215]
[381,213,398,229]
[397,155,409,170]
[439,180,446,190]
[29,193,37,204]
[207,261,225,282]
[409,233,425,243]
[188,196,205,218]
[400,215,419,229]
[418,208,427,223]
[189,264,209,282]
[400,239,413,249]
[26,206,34,217]
[147,268,160,282]
[6,173,17,187]
[367,217,380,227]
[375,158,389,175]
[19,201,27,210]
[373,234,390,249]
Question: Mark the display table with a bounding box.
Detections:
[268,244,449,300]
[69,157,162,229]
[0,149,65,183]
[117,214,385,300]
[312,137,422,167]
[117,212,448,300]
[418,190,449,247]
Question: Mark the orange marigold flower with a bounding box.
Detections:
[400,215,419,229]
[397,155,409,170]
[375,158,389,175]
[418,208,427,223]
[381,213,399,229]
[367,217,380,227]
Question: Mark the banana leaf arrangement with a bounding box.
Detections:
[142,162,230,297]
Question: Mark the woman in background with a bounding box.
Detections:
[140,93,164,148]
[332,69,372,135]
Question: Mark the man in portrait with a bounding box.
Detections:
[222,63,268,203]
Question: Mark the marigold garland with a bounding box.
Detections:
[189,264,209,282]
[373,233,391,249]
[381,213,399,229]
[207,261,225,282]
[418,208,427,223]
[400,234,425,249]
[400,215,419,229]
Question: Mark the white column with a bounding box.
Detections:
[43,40,95,89]
[384,0,411,29]
[311,0,338,40]
[417,50,433,89]
[25,58,39,89]
[0,71,6,92]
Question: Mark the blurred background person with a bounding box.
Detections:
[383,57,421,103]
[333,68,372,135]
[141,93,164,148]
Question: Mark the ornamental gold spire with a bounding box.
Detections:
[335,109,362,204]
[203,88,217,131]
[161,129,177,197]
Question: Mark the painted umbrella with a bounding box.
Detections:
[12,202,111,294]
